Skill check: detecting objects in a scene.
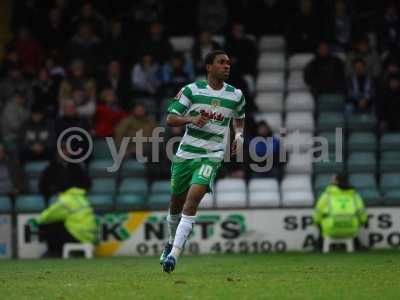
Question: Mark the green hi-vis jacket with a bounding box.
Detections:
[313,185,367,238]
[37,188,97,243]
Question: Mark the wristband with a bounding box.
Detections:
[235,132,244,143]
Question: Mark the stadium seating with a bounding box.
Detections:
[169,36,194,52]
[120,159,146,177]
[285,131,313,152]
[380,173,400,205]
[89,194,114,212]
[119,178,148,195]
[281,190,314,207]
[93,139,112,159]
[317,112,345,131]
[24,161,49,178]
[89,160,116,178]
[347,151,377,173]
[258,35,285,51]
[255,92,284,112]
[15,195,45,213]
[314,174,332,197]
[347,132,377,152]
[380,133,400,151]
[317,94,345,111]
[248,178,280,207]
[285,92,314,112]
[380,151,400,172]
[287,70,308,91]
[256,72,285,92]
[313,152,345,174]
[347,113,377,131]
[91,178,117,194]
[257,53,286,71]
[199,193,214,208]
[28,178,39,194]
[115,194,146,210]
[286,152,313,174]
[148,194,171,210]
[285,112,314,132]
[288,53,314,70]
[254,112,283,132]
[216,178,247,208]
[0,196,11,213]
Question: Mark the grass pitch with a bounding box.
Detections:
[0,251,399,300]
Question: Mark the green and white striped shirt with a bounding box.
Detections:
[167,80,245,160]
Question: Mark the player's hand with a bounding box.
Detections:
[190,115,209,128]
[231,133,244,156]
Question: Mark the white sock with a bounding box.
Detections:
[167,212,181,244]
[171,214,196,258]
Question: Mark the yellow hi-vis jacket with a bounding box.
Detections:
[37,188,97,243]
[313,185,367,238]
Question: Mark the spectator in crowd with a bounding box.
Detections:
[197,0,227,34]
[0,143,26,196]
[247,121,282,179]
[192,30,221,75]
[131,54,160,97]
[304,41,347,96]
[0,46,20,78]
[13,26,44,77]
[286,0,321,54]
[54,100,92,162]
[40,8,69,54]
[39,143,92,200]
[159,52,194,98]
[138,22,173,64]
[102,18,130,64]
[0,67,32,110]
[20,107,54,163]
[225,23,258,78]
[58,60,96,113]
[71,1,107,38]
[70,87,96,119]
[323,0,352,53]
[347,59,375,113]
[1,92,30,151]
[97,60,130,109]
[378,75,400,131]
[95,87,127,138]
[346,35,381,78]
[115,103,156,159]
[44,54,66,83]
[129,0,165,37]
[313,173,367,250]
[37,187,97,258]
[55,99,91,137]
[378,2,400,54]
[31,68,59,117]
[64,22,102,70]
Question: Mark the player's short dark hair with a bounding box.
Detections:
[204,50,228,67]
[335,172,351,190]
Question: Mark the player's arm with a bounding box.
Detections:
[166,113,208,128]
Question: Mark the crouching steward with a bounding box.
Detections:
[37,187,97,258]
[313,173,367,240]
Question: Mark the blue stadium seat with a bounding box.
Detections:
[347,152,377,173]
[15,195,45,213]
[148,194,170,210]
[0,196,12,213]
[24,161,49,178]
[119,178,148,195]
[115,194,146,210]
[88,194,114,212]
[121,160,146,177]
[93,139,112,159]
[28,178,39,194]
[89,159,117,178]
[91,178,116,194]
[151,180,170,193]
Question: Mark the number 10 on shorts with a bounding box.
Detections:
[199,164,213,178]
